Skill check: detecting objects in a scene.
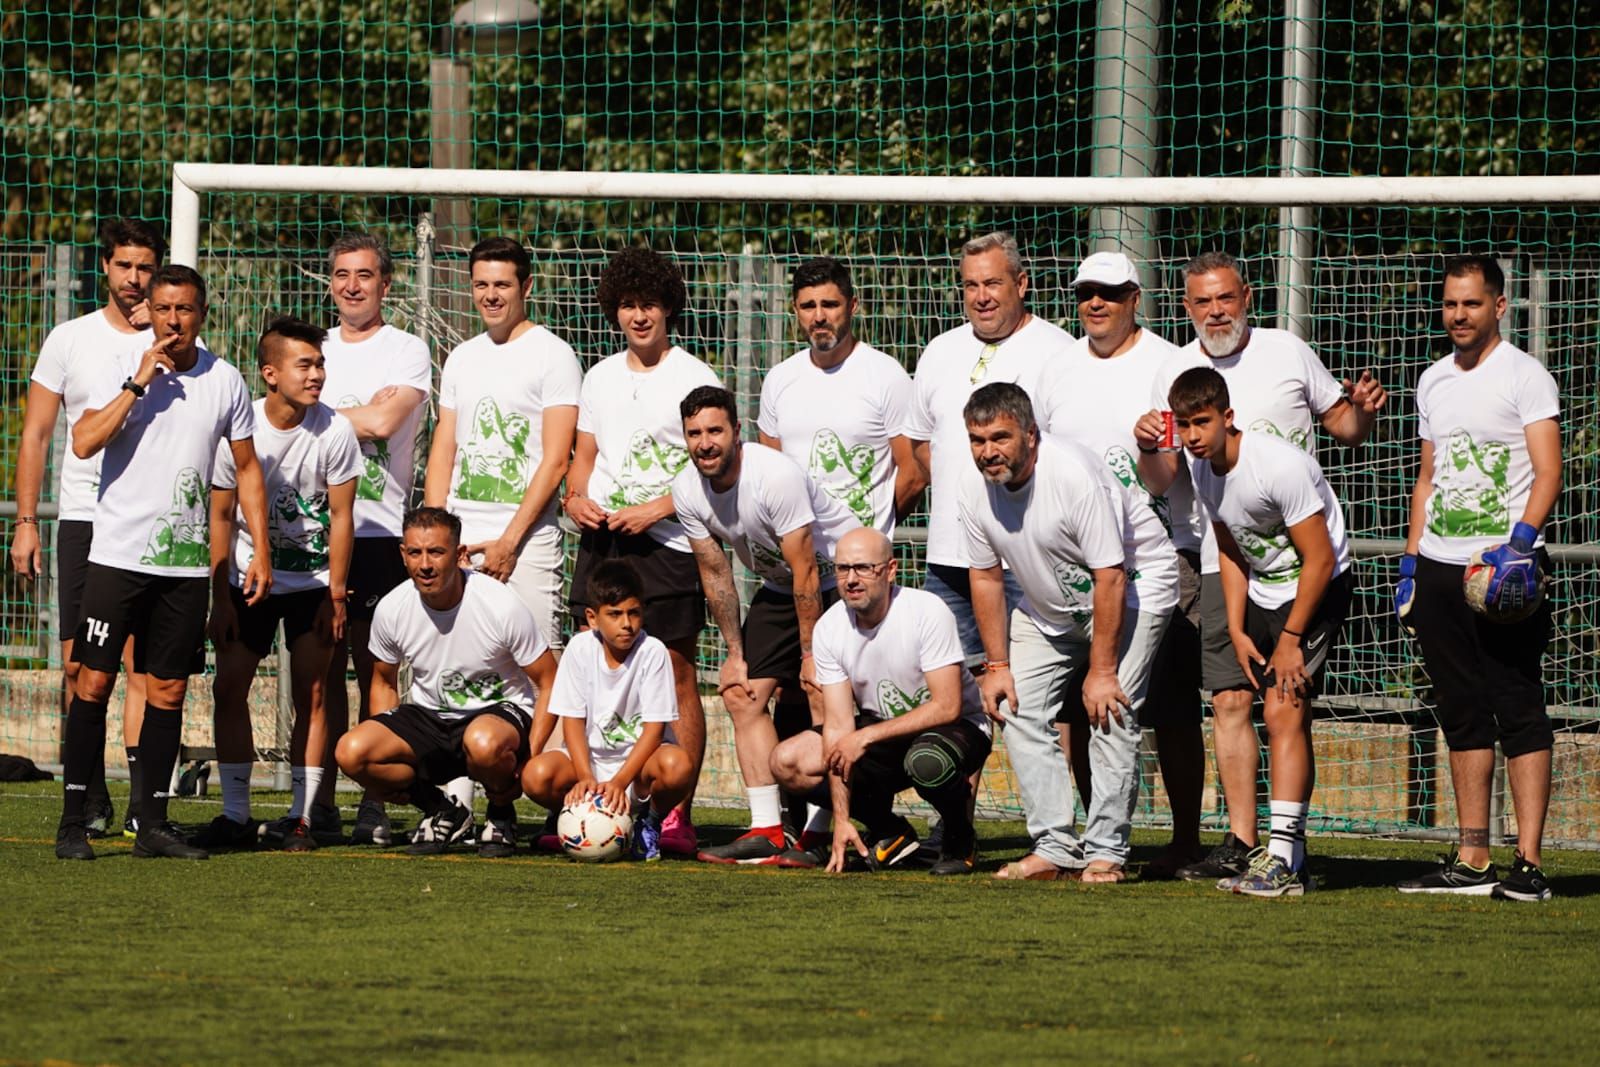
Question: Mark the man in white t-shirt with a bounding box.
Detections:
[55,265,270,862]
[336,507,558,858]
[904,232,1070,662]
[1134,250,1386,884]
[319,233,433,846]
[562,246,717,857]
[1034,250,1206,880]
[672,386,860,864]
[14,218,158,838]
[1173,366,1354,897]
[769,529,992,875]
[758,257,925,536]
[1393,256,1561,903]
[962,383,1175,882]
[191,319,361,854]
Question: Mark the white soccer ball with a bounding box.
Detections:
[1462,546,1545,623]
[556,795,633,863]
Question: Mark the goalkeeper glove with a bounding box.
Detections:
[1480,522,1540,616]
[1394,553,1417,635]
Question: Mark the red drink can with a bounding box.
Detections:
[1158,410,1181,452]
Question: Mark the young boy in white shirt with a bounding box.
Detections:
[521,560,694,861]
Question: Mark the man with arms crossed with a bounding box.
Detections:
[336,507,558,857]
[56,265,270,860]
[1394,256,1561,902]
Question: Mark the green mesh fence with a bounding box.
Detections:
[2,4,1597,842]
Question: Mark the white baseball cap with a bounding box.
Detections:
[1070,251,1141,289]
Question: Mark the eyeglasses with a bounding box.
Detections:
[969,342,999,384]
[1074,284,1138,304]
[835,560,893,578]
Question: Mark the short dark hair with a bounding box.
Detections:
[962,381,1036,435]
[149,264,207,307]
[586,559,645,610]
[258,316,328,368]
[329,233,393,278]
[402,506,462,545]
[100,219,165,263]
[791,257,853,300]
[469,236,531,283]
[1183,251,1248,287]
[1443,254,1505,298]
[596,246,686,330]
[1168,366,1231,417]
[680,384,738,425]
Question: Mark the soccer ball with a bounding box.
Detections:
[556,795,633,862]
[1463,546,1545,623]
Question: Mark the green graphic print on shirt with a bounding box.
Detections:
[876,680,930,719]
[608,430,690,509]
[455,397,531,504]
[749,539,835,584]
[1105,445,1172,537]
[337,394,388,502]
[267,484,330,573]
[598,709,644,749]
[1249,418,1311,453]
[1231,521,1300,585]
[1053,560,1094,629]
[440,670,510,709]
[1429,429,1512,539]
[141,467,210,568]
[809,429,875,527]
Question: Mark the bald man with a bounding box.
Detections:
[769,528,993,875]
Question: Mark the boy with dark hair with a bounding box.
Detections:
[193,317,361,852]
[521,559,695,861]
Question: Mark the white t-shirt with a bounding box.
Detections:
[1178,327,1347,572]
[1416,340,1560,565]
[1037,329,1189,545]
[812,587,989,734]
[31,310,148,522]
[88,346,255,578]
[958,436,1179,637]
[578,346,720,553]
[1147,347,1218,552]
[369,570,550,720]
[757,342,912,536]
[322,324,433,538]
[671,442,861,593]
[1190,431,1352,609]
[439,325,582,545]
[550,628,678,767]
[212,399,363,594]
[904,316,1074,567]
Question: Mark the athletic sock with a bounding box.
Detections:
[747,784,783,837]
[219,762,254,823]
[444,776,475,814]
[803,803,831,835]
[138,704,184,827]
[486,801,516,822]
[126,746,143,822]
[87,736,110,807]
[1268,800,1309,870]
[289,766,323,823]
[61,696,109,825]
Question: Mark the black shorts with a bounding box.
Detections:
[56,519,94,642]
[1411,553,1553,756]
[568,527,704,646]
[71,563,208,679]
[813,715,992,793]
[743,585,841,683]
[1202,570,1353,698]
[372,702,532,786]
[1143,548,1203,728]
[348,536,408,623]
[224,585,327,659]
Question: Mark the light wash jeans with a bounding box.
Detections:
[1005,607,1169,867]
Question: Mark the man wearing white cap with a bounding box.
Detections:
[1034,250,1209,880]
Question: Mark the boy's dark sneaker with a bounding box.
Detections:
[349,800,394,846]
[84,798,115,839]
[134,821,210,860]
[1176,832,1252,882]
[55,822,96,861]
[1491,853,1553,902]
[281,819,317,853]
[1396,850,1498,895]
[478,812,518,859]
[928,821,977,876]
[309,803,343,845]
[123,814,140,840]
[697,827,789,865]
[188,814,260,851]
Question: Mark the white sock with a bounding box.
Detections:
[747,784,782,830]
[1268,800,1309,870]
[219,762,253,823]
[803,803,832,835]
[445,776,475,814]
[289,766,325,822]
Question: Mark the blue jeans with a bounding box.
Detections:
[924,563,1024,666]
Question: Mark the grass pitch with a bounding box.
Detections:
[2,781,1598,1066]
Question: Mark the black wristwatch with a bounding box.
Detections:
[121,377,146,398]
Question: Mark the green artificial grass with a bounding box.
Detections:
[3,781,1598,1066]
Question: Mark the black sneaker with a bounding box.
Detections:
[928,822,978,876]
[309,803,343,845]
[478,813,518,859]
[281,819,317,853]
[1491,852,1552,902]
[1176,832,1253,882]
[349,799,393,846]
[134,821,210,860]
[407,800,474,856]
[1396,850,1498,895]
[123,813,141,840]
[55,822,96,861]
[188,814,260,851]
[696,828,790,865]
[84,798,116,839]
[870,819,921,869]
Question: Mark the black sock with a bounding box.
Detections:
[86,738,110,808]
[138,704,184,826]
[126,747,143,822]
[486,801,516,822]
[61,696,109,825]
[410,780,445,816]
[847,786,898,840]
[920,782,976,852]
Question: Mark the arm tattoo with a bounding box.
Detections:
[691,539,743,652]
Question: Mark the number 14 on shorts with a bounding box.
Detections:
[83,617,111,646]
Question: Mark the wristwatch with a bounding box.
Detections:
[121,377,146,398]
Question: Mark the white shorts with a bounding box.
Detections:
[470,526,564,650]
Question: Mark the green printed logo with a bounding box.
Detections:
[1232,521,1301,584]
[809,429,875,527]
[608,429,690,509]
[1249,418,1311,453]
[440,670,510,708]
[876,680,929,719]
[1429,429,1512,539]
[339,393,388,502]
[598,709,644,749]
[267,484,330,573]
[455,397,531,504]
[1054,560,1093,601]
[747,539,833,584]
[1105,444,1173,536]
[141,468,209,568]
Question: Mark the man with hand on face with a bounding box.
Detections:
[56,265,270,861]
[15,218,161,839]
